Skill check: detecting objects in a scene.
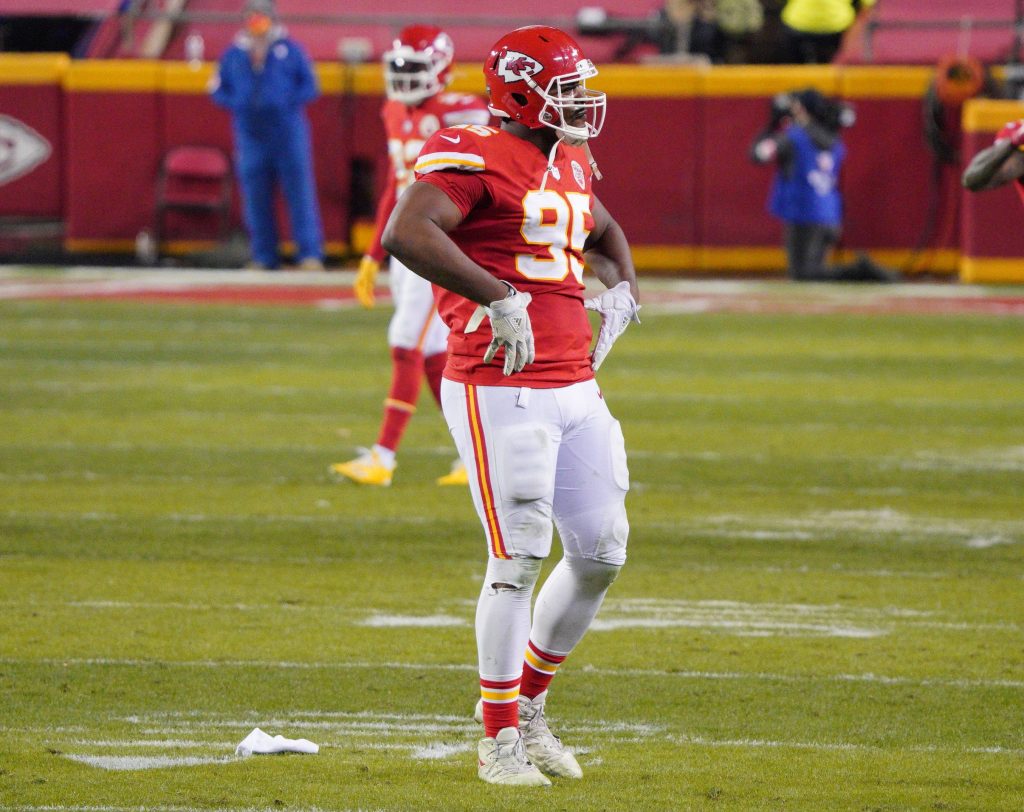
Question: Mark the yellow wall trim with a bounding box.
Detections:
[839,66,933,98]
[0,54,70,84]
[702,65,839,97]
[630,245,701,270]
[0,59,946,100]
[162,62,216,93]
[67,238,349,258]
[65,61,162,92]
[64,238,136,253]
[701,246,786,269]
[963,99,1024,133]
[959,256,1024,283]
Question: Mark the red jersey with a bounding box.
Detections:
[996,120,1024,208]
[365,93,490,262]
[414,125,597,388]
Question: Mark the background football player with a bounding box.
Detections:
[962,118,1024,199]
[382,25,640,785]
[332,25,490,487]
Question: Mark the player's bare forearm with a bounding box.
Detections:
[382,182,508,305]
[962,140,1023,191]
[584,198,639,302]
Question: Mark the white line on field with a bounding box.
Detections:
[14,806,355,812]
[15,599,1014,636]
[128,717,657,737]
[70,739,235,748]
[6,508,1021,546]
[408,741,475,759]
[4,657,1019,690]
[357,614,468,628]
[668,734,1024,757]
[64,754,235,771]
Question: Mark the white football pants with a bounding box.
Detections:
[440,378,630,565]
[386,257,448,356]
[442,377,630,681]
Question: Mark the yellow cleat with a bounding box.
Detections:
[330,448,395,487]
[436,461,469,486]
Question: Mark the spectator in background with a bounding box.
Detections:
[210,0,324,270]
[962,119,1024,199]
[641,0,726,64]
[715,0,765,63]
[750,88,897,281]
[780,0,875,64]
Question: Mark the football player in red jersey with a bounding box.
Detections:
[332,25,490,487]
[382,25,640,786]
[962,119,1024,198]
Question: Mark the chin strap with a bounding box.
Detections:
[538,138,562,193]
[584,141,603,181]
[538,136,603,191]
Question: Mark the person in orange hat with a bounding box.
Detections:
[210,0,324,270]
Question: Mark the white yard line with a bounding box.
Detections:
[667,734,1024,757]
[4,598,1016,636]
[64,754,236,770]
[3,657,1021,690]
[14,807,351,812]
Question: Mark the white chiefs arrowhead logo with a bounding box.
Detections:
[0,115,52,187]
[497,51,543,83]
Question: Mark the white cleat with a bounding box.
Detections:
[474,692,583,779]
[517,691,583,779]
[477,726,551,786]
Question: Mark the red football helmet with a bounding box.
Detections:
[484,25,606,143]
[383,25,454,105]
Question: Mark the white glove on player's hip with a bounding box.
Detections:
[584,280,641,371]
[466,283,535,375]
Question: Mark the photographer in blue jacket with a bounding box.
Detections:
[751,88,896,282]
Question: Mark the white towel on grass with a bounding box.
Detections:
[235,727,319,757]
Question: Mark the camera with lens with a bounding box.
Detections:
[770,90,856,133]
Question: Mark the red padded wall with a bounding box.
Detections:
[64,69,160,243]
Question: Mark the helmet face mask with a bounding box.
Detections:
[485,26,606,144]
[383,25,454,105]
[531,63,605,144]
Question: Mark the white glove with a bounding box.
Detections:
[470,283,535,375]
[584,280,640,371]
[1009,120,1024,148]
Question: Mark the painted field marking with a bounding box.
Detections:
[3,596,1015,637]
[45,703,1024,776]
[4,657,1021,690]
[6,807,361,812]
[357,614,468,628]
[667,734,1024,757]
[64,754,234,771]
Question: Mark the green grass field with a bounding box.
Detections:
[1,272,1023,811]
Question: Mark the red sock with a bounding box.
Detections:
[520,640,567,700]
[480,676,521,738]
[424,351,445,406]
[376,347,423,451]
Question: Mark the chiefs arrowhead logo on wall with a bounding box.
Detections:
[0,115,52,187]
[498,52,543,83]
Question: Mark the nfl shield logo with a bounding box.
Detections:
[571,160,586,190]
